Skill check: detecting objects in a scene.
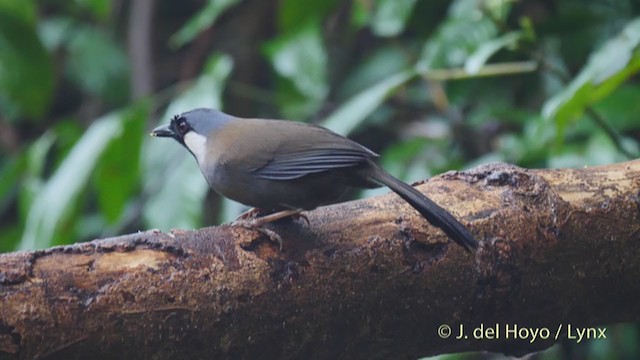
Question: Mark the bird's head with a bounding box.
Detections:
[151,108,232,163]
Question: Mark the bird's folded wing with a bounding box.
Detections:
[251,148,374,180]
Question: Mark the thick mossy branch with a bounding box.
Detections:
[1,161,639,360]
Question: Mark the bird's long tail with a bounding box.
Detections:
[367,166,478,252]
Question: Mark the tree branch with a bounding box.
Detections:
[1,161,639,359]
[127,0,155,100]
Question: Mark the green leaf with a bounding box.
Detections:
[279,0,340,32]
[0,0,36,24]
[143,155,210,231]
[38,17,73,51]
[0,156,25,215]
[417,0,505,71]
[351,0,371,28]
[371,0,418,37]
[171,54,233,114]
[74,0,111,20]
[170,0,242,48]
[19,112,125,250]
[480,0,513,20]
[322,68,415,135]
[380,138,432,179]
[265,23,329,117]
[143,54,234,231]
[418,19,497,71]
[543,17,640,132]
[584,132,627,165]
[0,5,54,119]
[0,224,21,253]
[338,46,411,98]
[594,84,640,131]
[464,31,522,74]
[546,133,626,168]
[66,25,129,101]
[94,103,150,223]
[19,132,57,220]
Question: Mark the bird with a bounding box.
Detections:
[150,108,478,252]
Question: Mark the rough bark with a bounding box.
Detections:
[1,161,639,360]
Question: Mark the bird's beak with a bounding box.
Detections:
[150,124,174,138]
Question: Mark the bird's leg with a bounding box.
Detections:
[250,208,305,226]
[235,207,266,221]
[236,207,309,225]
[232,208,305,249]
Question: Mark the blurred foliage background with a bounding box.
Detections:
[1,0,639,358]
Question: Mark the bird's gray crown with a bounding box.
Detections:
[173,108,234,136]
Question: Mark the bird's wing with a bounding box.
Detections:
[251,122,378,180]
[252,147,375,180]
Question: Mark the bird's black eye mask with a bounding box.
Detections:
[170,114,192,139]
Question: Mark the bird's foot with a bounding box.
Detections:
[235,207,267,221]
[232,208,306,250]
[233,219,284,250]
[288,212,310,226]
[236,208,308,225]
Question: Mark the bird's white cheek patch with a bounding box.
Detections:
[183,132,208,164]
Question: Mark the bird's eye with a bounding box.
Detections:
[177,118,189,135]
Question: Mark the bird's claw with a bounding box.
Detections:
[293,212,310,226]
[233,219,284,250]
[235,207,265,221]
